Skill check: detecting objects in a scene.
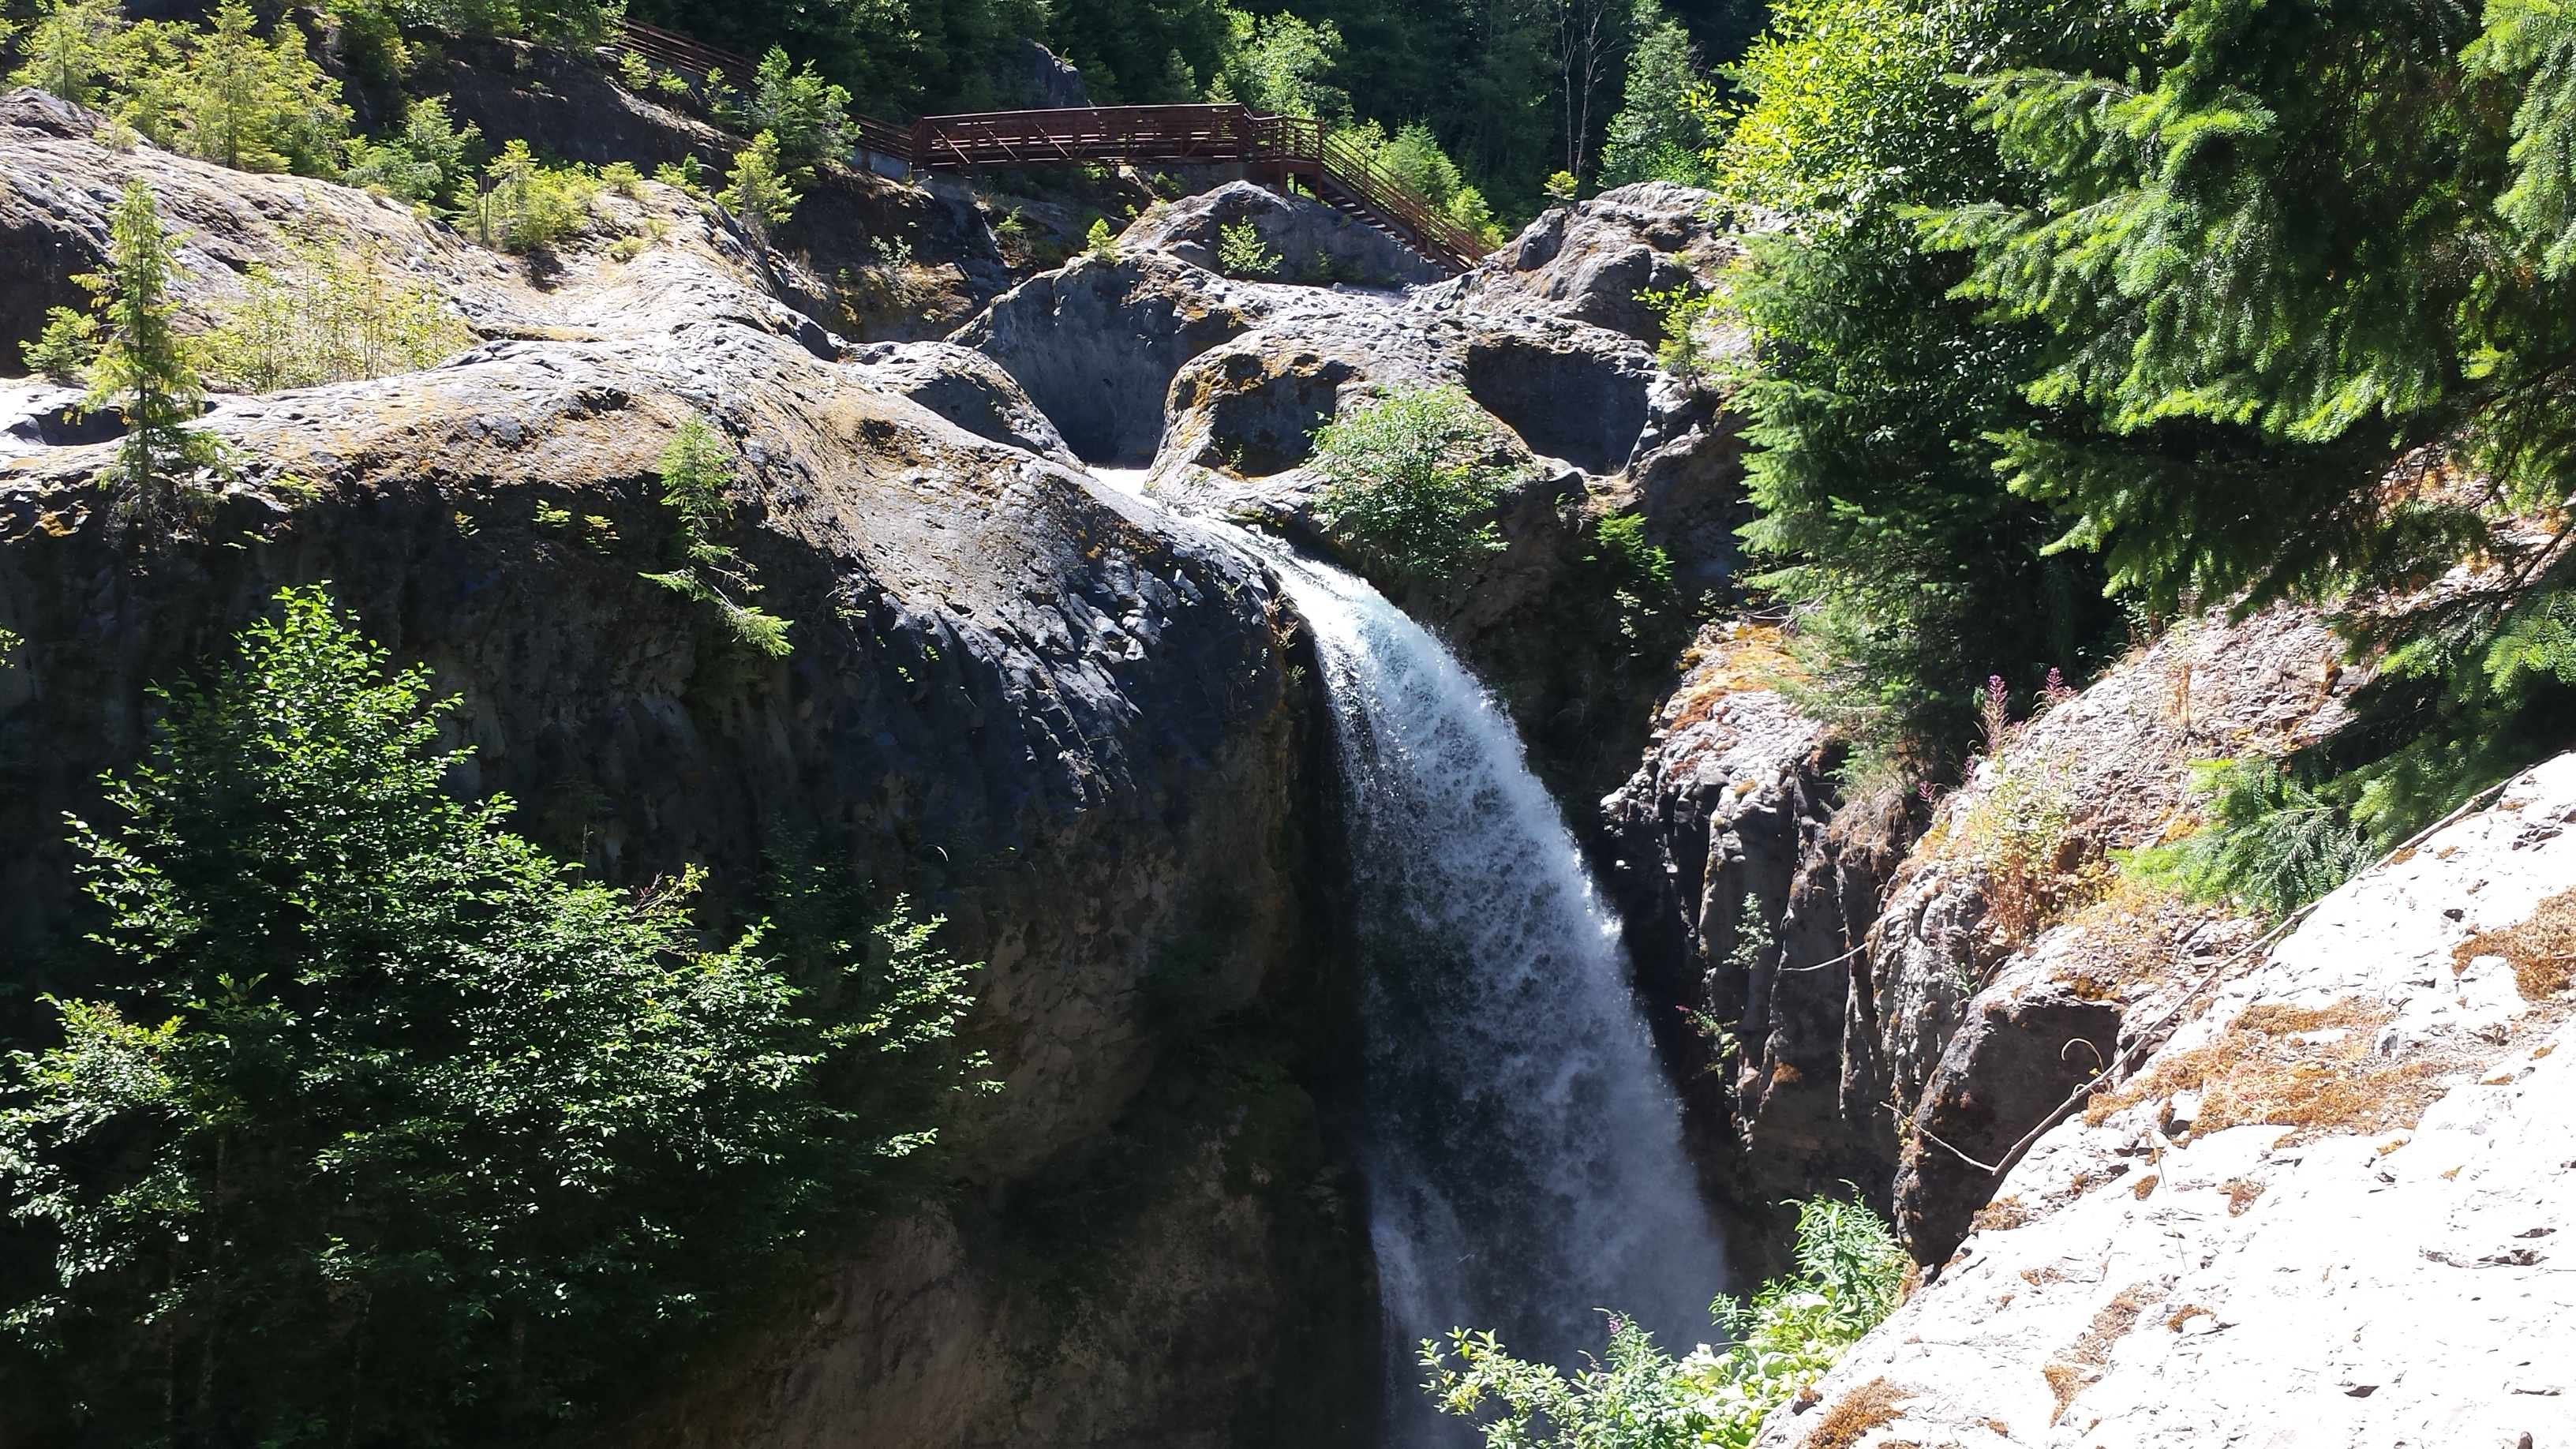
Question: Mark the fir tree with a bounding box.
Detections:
[80,179,217,506]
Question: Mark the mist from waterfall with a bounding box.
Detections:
[1087,470,1726,1445]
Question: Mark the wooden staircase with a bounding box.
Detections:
[608,25,1486,275]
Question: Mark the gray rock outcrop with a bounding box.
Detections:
[1119,179,1449,286]
[1428,182,1735,343]
[1757,751,2576,1448]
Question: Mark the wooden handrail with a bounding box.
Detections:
[608,21,1487,272]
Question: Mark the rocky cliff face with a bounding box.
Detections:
[1754,751,2576,1449]
[962,182,1747,814]
[0,93,1368,1447]
[1597,625,1910,1271]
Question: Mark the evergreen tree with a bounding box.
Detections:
[1597,0,1711,188]
[80,179,216,504]
[0,587,977,1443]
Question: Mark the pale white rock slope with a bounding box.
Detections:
[1758,751,2576,1449]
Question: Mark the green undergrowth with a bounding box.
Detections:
[1424,1196,1908,1449]
[1309,385,1524,590]
[641,417,796,658]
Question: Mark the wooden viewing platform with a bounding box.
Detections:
[606,24,1486,275]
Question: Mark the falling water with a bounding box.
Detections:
[1088,469,1727,1444]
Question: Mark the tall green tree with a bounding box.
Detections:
[79,179,217,504]
[1709,0,2132,768]
[1597,0,1712,188]
[0,587,980,1444]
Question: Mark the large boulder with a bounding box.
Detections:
[1429,182,1736,343]
[851,339,1079,464]
[1754,751,2576,1448]
[1119,179,1450,286]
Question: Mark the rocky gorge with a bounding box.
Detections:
[4,55,2572,1449]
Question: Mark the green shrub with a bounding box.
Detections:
[342,95,484,207]
[717,129,801,245]
[744,45,851,161]
[202,232,472,392]
[1424,1196,1908,1449]
[2125,758,2374,923]
[1216,216,1280,279]
[1084,215,1123,262]
[11,0,350,177]
[641,417,795,656]
[1309,385,1519,586]
[21,306,100,382]
[0,586,975,1443]
[468,138,601,252]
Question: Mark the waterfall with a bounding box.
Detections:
[1265,552,1726,1444]
[1087,470,1726,1443]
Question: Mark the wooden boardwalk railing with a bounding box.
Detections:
[609,25,1486,273]
[893,104,1484,273]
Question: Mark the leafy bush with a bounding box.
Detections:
[469,138,601,252]
[641,417,795,656]
[0,586,976,1443]
[342,95,485,207]
[1216,217,1280,279]
[21,306,99,382]
[203,233,472,392]
[1212,10,1351,122]
[1424,1196,1907,1449]
[1309,385,1519,586]
[1084,215,1123,262]
[2125,758,2373,923]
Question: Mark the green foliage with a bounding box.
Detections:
[1579,511,1689,661]
[1340,119,1504,245]
[469,138,602,252]
[1084,215,1123,261]
[21,306,99,383]
[1216,216,1280,279]
[77,180,219,500]
[745,45,853,160]
[166,1,350,174]
[1422,1196,1905,1449]
[1309,385,1520,586]
[342,95,485,208]
[718,129,803,244]
[0,586,976,1443]
[399,0,626,44]
[202,233,473,392]
[1698,0,2125,768]
[9,0,349,177]
[1597,1,1712,189]
[642,417,796,656]
[9,0,124,104]
[1215,9,1351,120]
[2125,758,2372,923]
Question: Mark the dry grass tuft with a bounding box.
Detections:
[2044,1286,2153,1424]
[2221,1178,2264,1215]
[2131,1173,2159,1199]
[2452,885,2576,1001]
[1799,1377,1913,1449]
[2164,1303,2213,1331]
[2084,998,2444,1142]
[1971,1195,2031,1232]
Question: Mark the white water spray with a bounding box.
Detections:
[1090,470,1725,1443]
